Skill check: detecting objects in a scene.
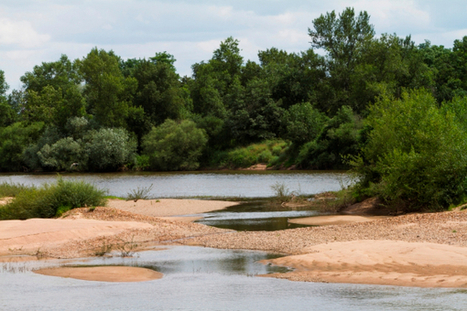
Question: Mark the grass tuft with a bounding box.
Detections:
[0,177,107,220]
[126,184,153,202]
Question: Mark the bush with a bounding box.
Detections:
[0,122,45,171]
[142,119,208,171]
[351,90,467,212]
[283,102,328,144]
[37,137,88,171]
[0,181,28,198]
[86,128,137,171]
[0,177,107,220]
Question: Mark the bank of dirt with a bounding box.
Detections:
[3,198,467,288]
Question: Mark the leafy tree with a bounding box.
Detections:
[37,137,87,171]
[297,106,362,169]
[283,102,328,144]
[142,119,207,171]
[78,48,137,128]
[0,70,16,127]
[133,59,186,126]
[85,128,137,171]
[352,89,467,211]
[0,122,45,171]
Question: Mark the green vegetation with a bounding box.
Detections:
[0,181,28,198]
[209,140,289,169]
[0,178,107,220]
[126,184,154,202]
[142,119,207,171]
[2,8,467,212]
[351,89,467,212]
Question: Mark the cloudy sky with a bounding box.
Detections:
[0,0,466,90]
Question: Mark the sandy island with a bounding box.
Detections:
[3,197,467,287]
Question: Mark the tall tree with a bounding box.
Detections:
[78,48,137,128]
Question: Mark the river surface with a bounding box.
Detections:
[1,171,466,310]
[1,246,466,311]
[0,170,351,198]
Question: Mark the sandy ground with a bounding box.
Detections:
[3,197,467,287]
[289,215,388,226]
[34,266,163,282]
[106,198,238,217]
[261,240,467,288]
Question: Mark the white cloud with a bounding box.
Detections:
[0,18,50,48]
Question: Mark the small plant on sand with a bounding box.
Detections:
[126,184,153,202]
[116,236,138,257]
[94,241,113,257]
[271,182,298,203]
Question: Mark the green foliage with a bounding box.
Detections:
[0,122,45,171]
[0,182,28,198]
[0,178,107,220]
[284,102,328,144]
[85,128,137,171]
[209,140,289,168]
[296,106,362,169]
[78,48,137,128]
[142,119,207,171]
[37,137,87,171]
[352,89,467,212]
[126,184,153,201]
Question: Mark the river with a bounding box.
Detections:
[0,171,466,310]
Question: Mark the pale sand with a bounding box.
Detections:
[107,198,238,217]
[289,215,388,226]
[34,266,163,282]
[262,240,467,288]
[0,218,154,255]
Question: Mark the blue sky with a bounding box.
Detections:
[0,0,466,90]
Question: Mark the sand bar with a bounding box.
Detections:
[34,266,163,282]
[0,218,154,255]
[262,240,467,288]
[107,198,238,217]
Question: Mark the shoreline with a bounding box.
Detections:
[2,198,467,287]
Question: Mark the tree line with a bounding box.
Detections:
[1,8,467,209]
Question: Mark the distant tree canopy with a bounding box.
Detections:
[0,6,466,194]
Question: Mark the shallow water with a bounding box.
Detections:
[195,200,317,231]
[1,246,466,311]
[0,170,350,198]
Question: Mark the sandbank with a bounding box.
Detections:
[0,218,154,255]
[107,198,238,218]
[289,215,387,226]
[34,266,162,282]
[262,240,467,288]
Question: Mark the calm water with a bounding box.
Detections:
[195,200,317,231]
[1,246,466,311]
[0,170,351,198]
[1,172,466,309]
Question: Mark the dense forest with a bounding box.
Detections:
[2,7,467,210]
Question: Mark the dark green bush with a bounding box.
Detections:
[0,178,107,220]
[351,90,467,211]
[142,119,208,171]
[86,128,137,171]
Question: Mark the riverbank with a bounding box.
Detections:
[2,199,467,287]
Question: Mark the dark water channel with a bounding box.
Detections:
[1,246,466,311]
[195,199,317,231]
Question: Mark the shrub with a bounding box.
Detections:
[0,122,45,171]
[351,90,467,212]
[37,137,87,171]
[86,128,137,171]
[142,119,208,171]
[0,181,28,198]
[0,178,107,220]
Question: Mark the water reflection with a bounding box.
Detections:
[195,200,317,231]
[1,246,466,311]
